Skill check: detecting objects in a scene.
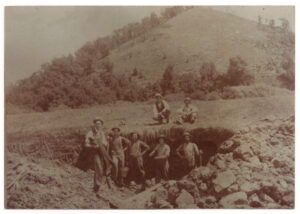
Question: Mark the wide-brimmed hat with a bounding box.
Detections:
[157,134,167,140]
[93,117,103,124]
[183,131,191,137]
[130,131,139,137]
[111,127,120,132]
[155,93,162,98]
[184,97,192,103]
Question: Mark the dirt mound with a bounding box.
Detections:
[5,153,120,209]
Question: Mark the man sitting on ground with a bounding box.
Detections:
[175,97,198,124]
[153,93,170,124]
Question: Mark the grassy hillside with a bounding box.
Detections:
[106,7,292,84]
[5,7,294,112]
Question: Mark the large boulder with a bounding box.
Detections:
[213,170,236,193]
[175,189,195,208]
[219,192,248,208]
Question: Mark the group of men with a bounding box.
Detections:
[153,93,199,125]
[84,114,203,194]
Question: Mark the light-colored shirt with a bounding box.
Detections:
[176,142,199,167]
[153,100,170,117]
[177,104,198,115]
[85,127,108,147]
[151,143,170,159]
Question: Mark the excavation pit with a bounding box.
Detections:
[75,126,234,183]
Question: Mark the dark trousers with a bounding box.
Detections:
[154,158,169,183]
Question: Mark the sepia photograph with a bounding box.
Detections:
[3,5,295,209]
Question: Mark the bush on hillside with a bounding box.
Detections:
[224,57,254,86]
[277,54,295,90]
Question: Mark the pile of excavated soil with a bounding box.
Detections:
[5,153,135,209]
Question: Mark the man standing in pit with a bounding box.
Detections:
[128,132,150,190]
[85,117,114,193]
[149,134,170,184]
[175,97,198,124]
[153,93,170,124]
[176,132,203,174]
[109,127,131,186]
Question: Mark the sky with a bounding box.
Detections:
[5,6,295,85]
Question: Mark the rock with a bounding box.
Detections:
[228,184,239,193]
[247,156,261,168]
[218,140,239,153]
[269,138,280,146]
[155,199,173,209]
[198,166,214,180]
[197,196,218,208]
[167,185,180,203]
[233,144,254,161]
[175,189,195,207]
[249,193,263,208]
[282,192,294,207]
[250,200,263,208]
[240,182,260,193]
[152,186,168,203]
[263,194,275,203]
[272,159,285,168]
[177,179,197,195]
[215,159,226,169]
[199,183,208,192]
[219,192,248,208]
[213,170,236,192]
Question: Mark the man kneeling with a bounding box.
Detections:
[175,97,198,124]
[153,93,170,124]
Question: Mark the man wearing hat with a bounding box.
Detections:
[153,93,170,124]
[109,127,131,186]
[85,117,113,193]
[149,134,170,184]
[175,97,198,124]
[128,132,150,189]
[176,132,202,174]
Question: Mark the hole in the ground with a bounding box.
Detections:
[76,127,234,183]
[137,127,234,180]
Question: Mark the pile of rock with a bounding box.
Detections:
[145,115,294,208]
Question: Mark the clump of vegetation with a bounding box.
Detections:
[277,54,295,90]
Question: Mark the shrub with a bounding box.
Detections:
[277,55,294,90]
[225,57,254,86]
